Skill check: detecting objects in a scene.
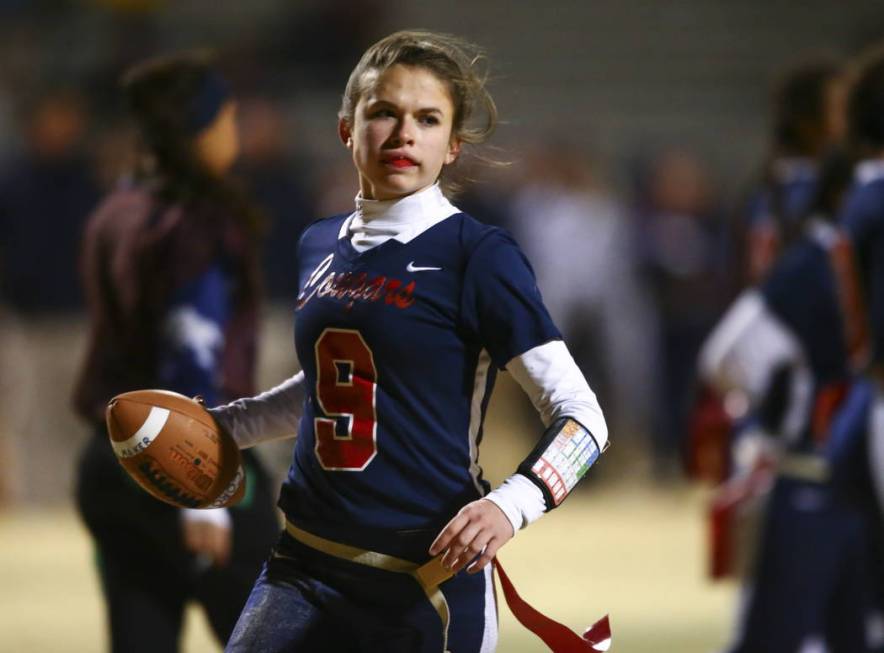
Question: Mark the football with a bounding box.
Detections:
[106,389,245,509]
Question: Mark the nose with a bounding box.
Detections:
[389,116,415,147]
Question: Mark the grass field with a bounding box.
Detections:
[0,481,735,652]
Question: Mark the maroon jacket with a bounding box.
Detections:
[73,181,260,424]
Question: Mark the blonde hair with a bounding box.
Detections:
[339,30,499,191]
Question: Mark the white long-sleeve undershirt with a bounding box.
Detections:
[208,372,305,449]
[484,340,607,534]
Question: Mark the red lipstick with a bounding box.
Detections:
[384,154,417,168]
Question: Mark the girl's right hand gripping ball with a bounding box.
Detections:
[106,389,245,508]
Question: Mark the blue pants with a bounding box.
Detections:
[725,475,871,653]
[828,379,884,652]
[226,530,498,652]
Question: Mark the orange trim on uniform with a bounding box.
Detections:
[828,234,871,371]
[811,380,849,444]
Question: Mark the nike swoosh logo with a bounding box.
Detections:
[406,261,442,272]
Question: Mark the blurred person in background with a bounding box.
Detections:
[509,140,656,446]
[831,43,884,653]
[741,57,847,284]
[633,147,732,476]
[694,57,880,652]
[0,88,99,312]
[687,57,849,484]
[702,146,873,653]
[71,51,279,652]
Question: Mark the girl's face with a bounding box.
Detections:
[194,101,239,175]
[340,64,461,201]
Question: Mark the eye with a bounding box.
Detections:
[370,108,397,119]
[419,114,440,126]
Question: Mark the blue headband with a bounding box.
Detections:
[185,71,231,135]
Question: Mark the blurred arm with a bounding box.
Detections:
[180,507,232,568]
[698,289,803,403]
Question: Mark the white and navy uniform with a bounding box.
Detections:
[219,184,607,653]
[833,160,884,650]
[842,161,884,371]
[743,159,820,281]
[701,216,872,653]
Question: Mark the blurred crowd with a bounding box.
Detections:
[0,2,772,487]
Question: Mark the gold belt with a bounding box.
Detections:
[283,520,455,651]
[778,453,829,482]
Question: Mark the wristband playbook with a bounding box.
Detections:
[517,417,602,510]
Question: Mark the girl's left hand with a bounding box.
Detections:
[429,498,514,574]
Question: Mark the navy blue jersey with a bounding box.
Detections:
[279,211,560,558]
[758,224,851,449]
[157,264,231,406]
[761,234,848,386]
[840,174,884,365]
[746,164,818,228]
[743,165,819,283]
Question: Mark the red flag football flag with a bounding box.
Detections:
[493,558,611,652]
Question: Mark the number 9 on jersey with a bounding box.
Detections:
[313,328,378,471]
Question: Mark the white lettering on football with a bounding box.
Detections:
[208,466,244,507]
[112,406,170,459]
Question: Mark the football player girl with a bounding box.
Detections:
[72,52,279,652]
[212,30,608,653]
